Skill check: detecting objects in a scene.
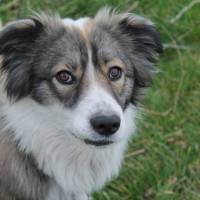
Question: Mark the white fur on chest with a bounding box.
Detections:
[2,99,136,197]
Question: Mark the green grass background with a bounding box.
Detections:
[0,0,200,199]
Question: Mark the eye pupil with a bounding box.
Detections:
[60,73,70,81]
[108,66,122,81]
[56,71,73,84]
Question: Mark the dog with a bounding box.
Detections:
[0,7,162,200]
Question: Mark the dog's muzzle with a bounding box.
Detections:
[82,114,121,147]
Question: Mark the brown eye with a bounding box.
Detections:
[108,66,122,81]
[55,71,75,85]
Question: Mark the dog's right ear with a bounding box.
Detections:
[0,19,43,55]
[0,19,44,100]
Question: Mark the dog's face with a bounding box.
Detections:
[0,8,162,193]
[0,10,162,149]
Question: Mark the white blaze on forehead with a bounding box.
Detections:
[62,17,90,29]
[86,50,121,115]
[62,17,119,115]
[67,47,127,142]
[62,17,93,44]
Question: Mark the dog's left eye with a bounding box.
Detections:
[108,66,122,81]
[55,71,75,85]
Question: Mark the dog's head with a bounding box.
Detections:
[0,8,162,193]
[0,8,162,148]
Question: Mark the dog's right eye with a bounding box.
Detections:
[108,66,123,81]
[55,71,75,85]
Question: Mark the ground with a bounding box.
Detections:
[0,0,200,199]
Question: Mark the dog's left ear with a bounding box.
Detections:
[0,19,44,101]
[118,14,163,87]
[119,15,163,56]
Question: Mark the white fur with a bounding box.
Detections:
[3,99,136,198]
[62,17,90,29]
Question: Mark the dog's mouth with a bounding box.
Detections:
[69,132,114,147]
[84,139,113,146]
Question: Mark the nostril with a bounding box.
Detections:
[90,114,121,136]
[112,122,120,129]
[98,124,106,131]
[110,117,120,132]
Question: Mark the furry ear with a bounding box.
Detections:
[119,15,163,54]
[0,18,43,101]
[117,13,163,104]
[118,14,163,86]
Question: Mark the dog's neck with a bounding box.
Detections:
[2,98,127,193]
[0,125,50,199]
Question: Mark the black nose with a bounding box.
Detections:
[90,115,121,136]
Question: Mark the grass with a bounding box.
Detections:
[0,0,200,199]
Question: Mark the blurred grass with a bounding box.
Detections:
[0,0,200,199]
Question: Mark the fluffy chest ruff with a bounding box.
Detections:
[2,98,135,196]
[0,7,162,200]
